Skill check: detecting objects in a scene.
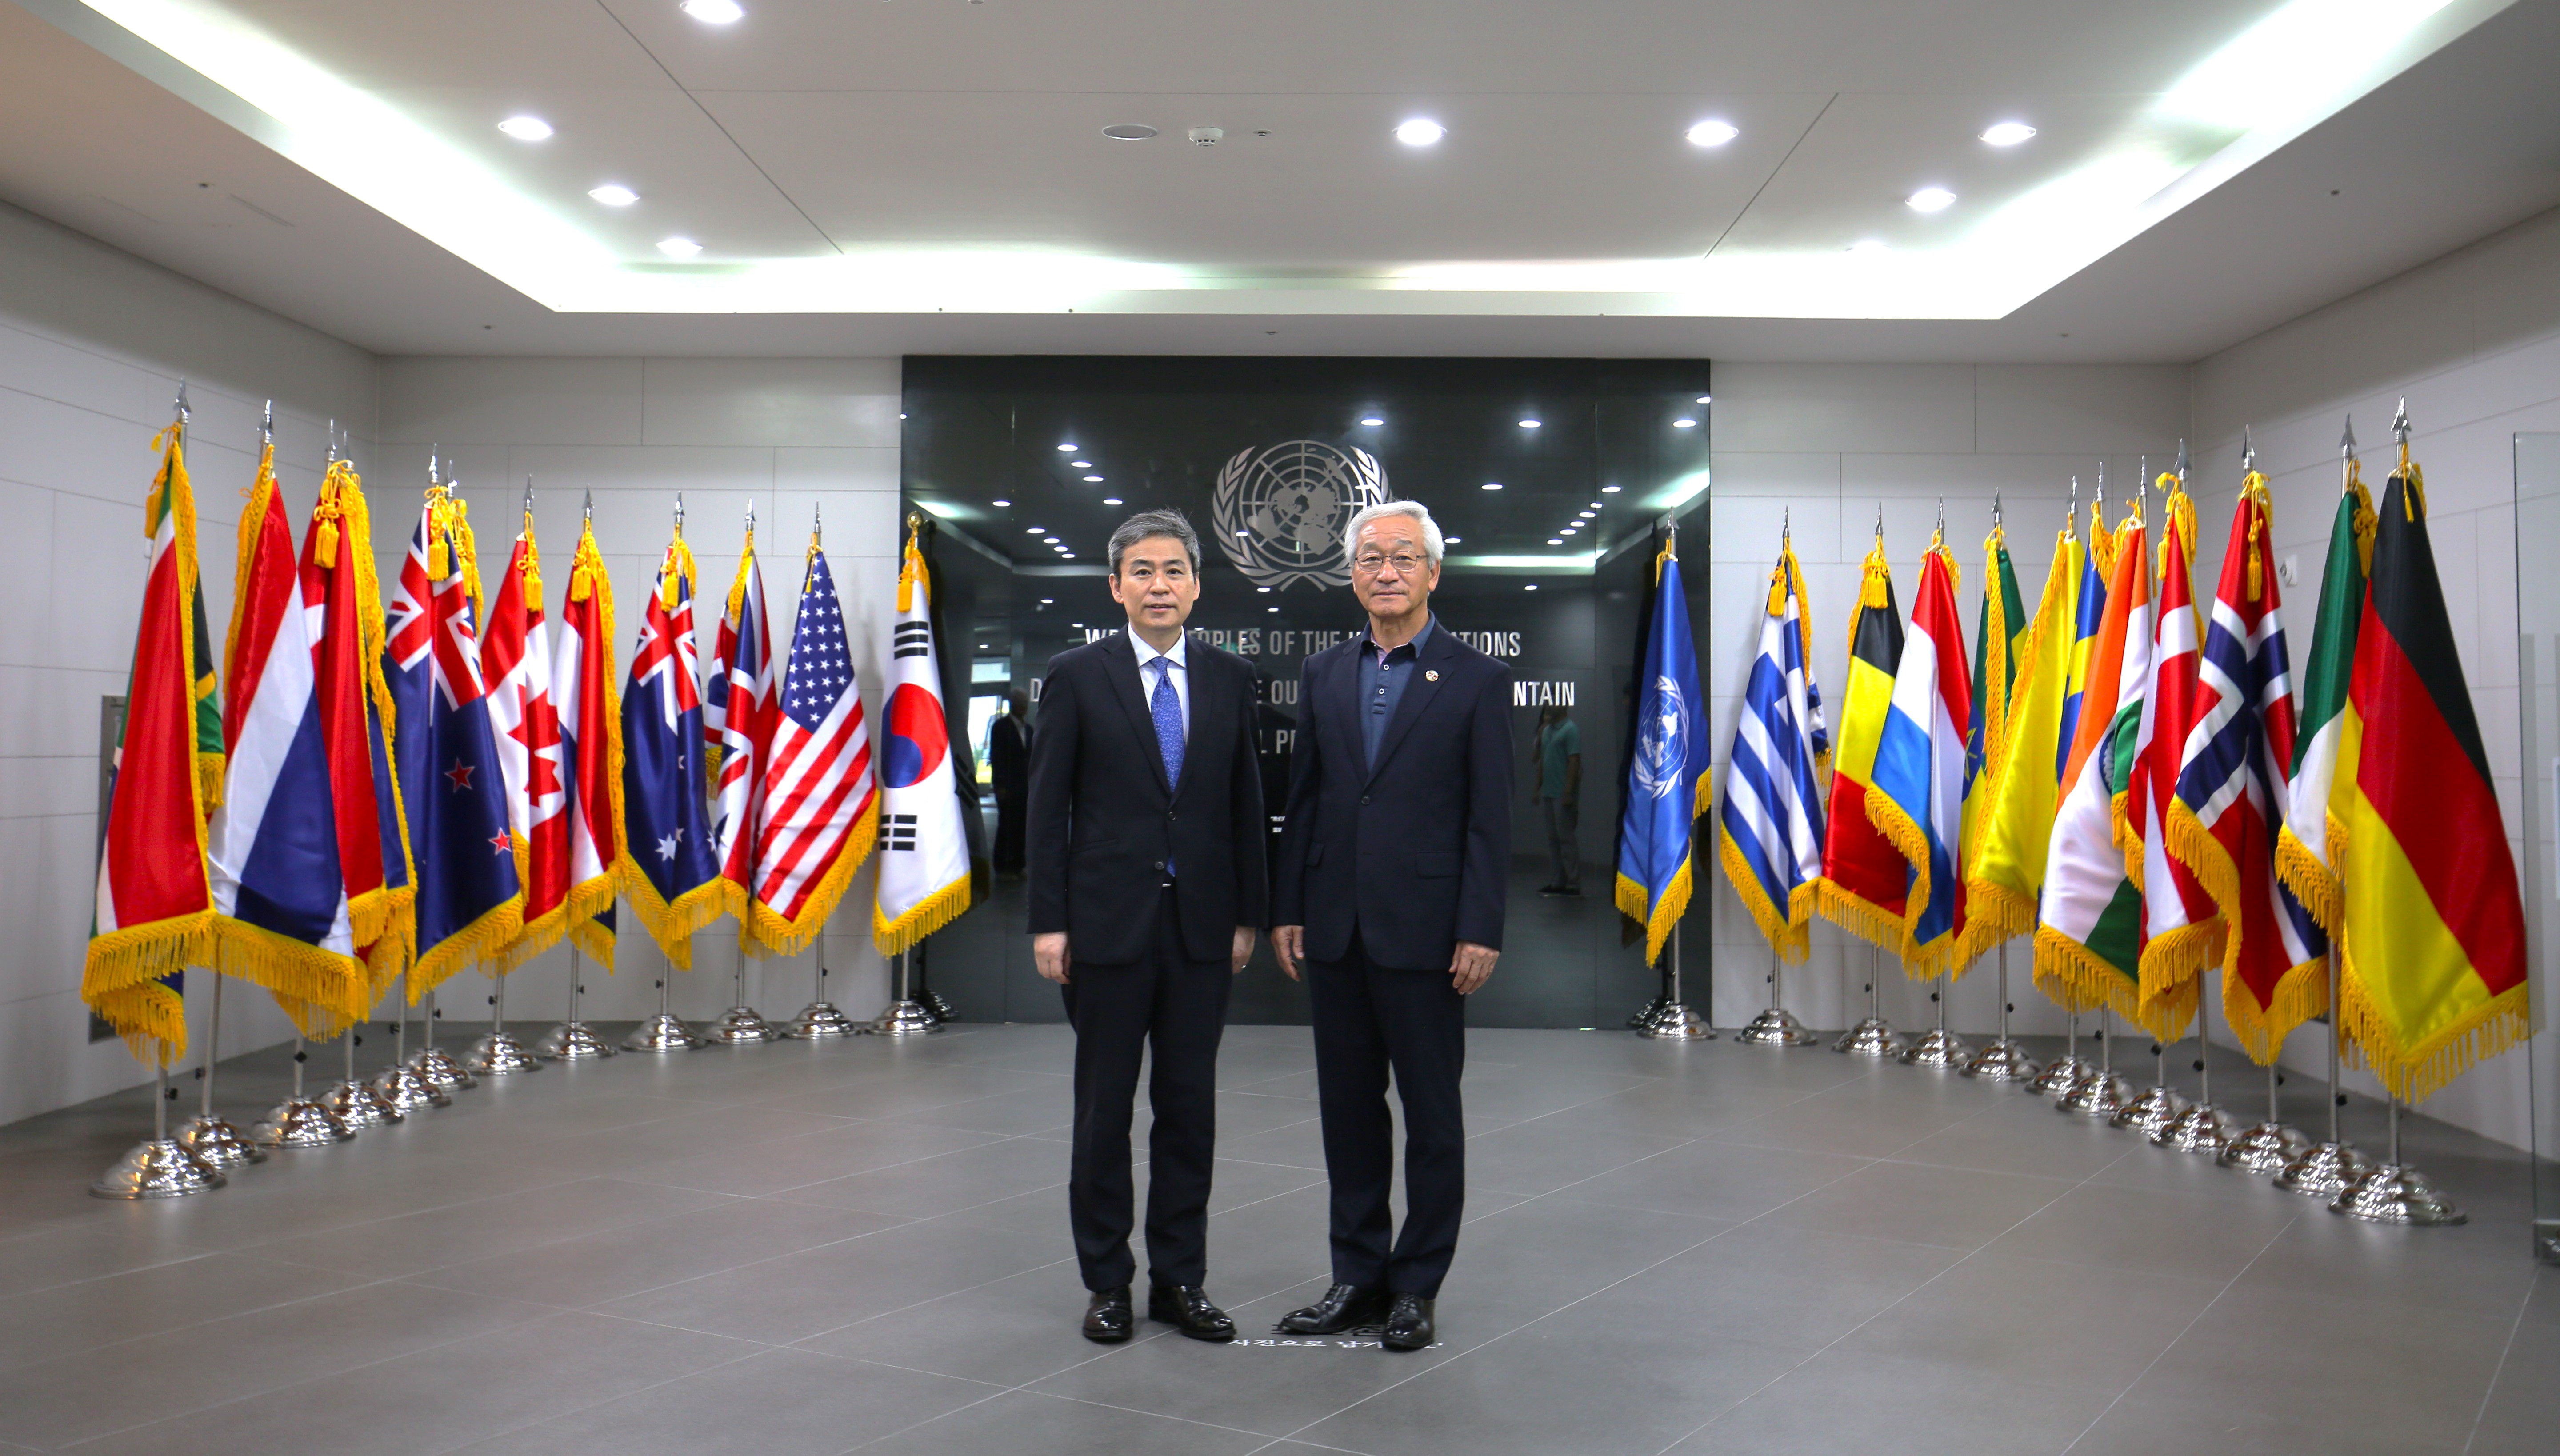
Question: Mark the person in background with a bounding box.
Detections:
[989,690,1031,875]
[1271,498,1512,1353]
[1533,704,1581,896]
[1027,508,1265,1345]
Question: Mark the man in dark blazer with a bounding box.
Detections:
[1272,499,1511,1352]
[1028,508,1265,1344]
[988,690,1030,873]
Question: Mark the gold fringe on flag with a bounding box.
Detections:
[2032,926,2197,1044]
[875,871,972,958]
[746,795,878,959]
[2339,951,2528,1106]
[563,520,623,970]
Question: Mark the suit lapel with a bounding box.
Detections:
[1364,626,1454,786]
[1102,631,1172,798]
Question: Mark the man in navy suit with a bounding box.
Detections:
[1028,509,1265,1344]
[1272,500,1511,1352]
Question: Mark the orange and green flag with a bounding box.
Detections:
[2331,458,2528,1102]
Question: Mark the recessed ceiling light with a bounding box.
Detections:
[1694,396,1712,404]
[1069,460,1091,468]
[1578,510,1596,519]
[1043,537,1059,545]
[1061,553,1075,559]
[1685,120,1739,148]
[1236,529,1250,536]
[1588,501,1604,508]
[681,0,744,24]
[1040,597,1055,605]
[1980,121,2038,147]
[1517,418,1542,428]
[1848,238,1890,253]
[1907,186,1956,213]
[1082,475,1104,483]
[1025,526,1044,534]
[1101,124,1160,141]
[1600,485,1621,494]
[1547,538,1564,546]
[588,184,639,207]
[1359,416,1384,426]
[497,115,553,142]
[1393,118,1446,147]
[1672,417,1696,428]
[991,498,1011,506]
[1056,442,1078,452]
[1481,482,1502,491]
[1524,584,1538,592]
[1101,497,1121,505]
[656,236,702,258]
[1444,536,1462,544]
[1257,586,1271,593]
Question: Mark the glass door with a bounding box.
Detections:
[2517,432,2559,1262]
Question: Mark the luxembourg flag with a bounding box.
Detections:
[874,524,972,953]
[1867,532,1973,977]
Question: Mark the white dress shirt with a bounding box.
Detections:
[1130,630,1190,739]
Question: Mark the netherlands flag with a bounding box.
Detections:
[1868,535,1973,976]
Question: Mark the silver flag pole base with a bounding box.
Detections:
[624,1014,704,1052]
[2031,1056,2095,1098]
[1833,1018,1903,1056]
[1732,1007,1818,1047]
[535,1023,617,1060]
[371,1061,449,1113]
[922,991,957,1024]
[1636,1002,1713,1040]
[871,1000,941,1037]
[1960,1040,2039,1083]
[2109,1084,2187,1138]
[2220,1120,2312,1174]
[91,1140,223,1200]
[1626,996,1669,1031]
[708,1006,781,1044]
[785,1002,861,1039]
[2152,1101,2236,1155]
[466,1028,542,1075]
[409,1044,476,1091]
[322,1076,404,1127]
[173,1114,264,1169]
[2332,1163,2467,1225]
[248,1098,352,1149]
[2063,1070,2135,1119]
[2275,1141,2375,1198]
[1900,1029,1972,1068]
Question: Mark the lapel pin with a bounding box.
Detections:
[1425,670,1440,682]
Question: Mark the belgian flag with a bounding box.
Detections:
[1815,536,1909,949]
[2331,465,2528,1102]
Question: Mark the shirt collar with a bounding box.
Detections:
[1364,614,1434,660]
[1131,629,1187,671]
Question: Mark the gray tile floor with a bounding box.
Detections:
[0,1021,2551,1456]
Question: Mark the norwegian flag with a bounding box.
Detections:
[484,509,570,963]
[2132,486,2224,1019]
[748,544,876,955]
[709,528,777,924]
[2170,478,2325,1061]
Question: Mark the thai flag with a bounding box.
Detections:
[709,540,776,919]
[1868,539,1972,973]
[388,497,524,989]
[750,545,876,954]
[619,536,723,965]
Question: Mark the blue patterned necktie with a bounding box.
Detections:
[1148,656,1185,788]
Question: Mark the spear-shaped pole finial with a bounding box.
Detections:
[428,445,442,489]
[745,497,756,535]
[261,399,274,443]
[522,476,535,519]
[172,379,190,426]
[1874,501,1884,543]
[324,418,339,465]
[581,488,593,524]
[813,499,824,549]
[1934,495,1945,534]
[2241,425,2256,476]
[2391,397,2412,446]
[2068,475,2079,536]
[2340,414,2358,461]
[673,492,685,536]
[1992,489,2002,528]
[2174,437,2189,488]
[1781,506,1789,544]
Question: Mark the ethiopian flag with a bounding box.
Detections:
[83,420,223,1059]
[2331,466,2528,1103]
[1815,535,1909,950]
[1956,522,2081,964]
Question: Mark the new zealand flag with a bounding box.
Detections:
[385,493,524,991]
[618,532,724,967]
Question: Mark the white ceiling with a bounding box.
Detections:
[1,0,2555,359]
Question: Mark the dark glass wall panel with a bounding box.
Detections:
[904,356,1709,1028]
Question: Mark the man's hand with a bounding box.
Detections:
[1231,927,1256,975]
[1449,941,1500,995]
[1033,932,1072,985]
[1272,925,1304,982]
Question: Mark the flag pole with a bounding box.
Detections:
[2155,983,2234,1153]
[712,498,781,1047]
[323,1020,402,1126]
[539,945,617,1059]
[2066,1007,2133,1116]
[874,949,942,1036]
[788,949,858,1037]
[92,1040,226,1198]
[412,986,477,1090]
[174,972,262,1168]
[1638,922,1710,1040]
[469,967,542,1074]
[372,972,447,1112]
[626,957,705,1051]
[1837,942,1902,1055]
[250,1034,353,1148]
[1962,941,2038,1082]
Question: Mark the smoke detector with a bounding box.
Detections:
[1188,127,1224,147]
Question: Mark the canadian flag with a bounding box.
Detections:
[484,512,571,962]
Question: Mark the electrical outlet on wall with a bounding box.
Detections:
[2279,553,2300,587]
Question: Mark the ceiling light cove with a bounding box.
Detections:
[1981,120,2039,147]
[1392,118,1446,147]
[496,115,551,142]
[1684,120,1739,148]
[656,236,703,259]
[1907,187,1957,213]
[588,184,639,207]
[680,0,745,25]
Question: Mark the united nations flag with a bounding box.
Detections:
[1614,536,1714,966]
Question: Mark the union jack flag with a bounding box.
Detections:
[709,532,775,921]
[749,544,876,954]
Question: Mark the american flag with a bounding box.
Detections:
[750,546,876,950]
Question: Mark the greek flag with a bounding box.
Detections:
[1716,542,1828,962]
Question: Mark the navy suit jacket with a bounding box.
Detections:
[1026,630,1268,966]
[1273,623,1513,968]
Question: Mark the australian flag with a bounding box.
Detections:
[386,494,524,991]
[619,533,724,967]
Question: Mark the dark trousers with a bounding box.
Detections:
[993,788,1026,871]
[1061,889,1231,1291]
[1540,795,1579,889]
[1306,933,1467,1298]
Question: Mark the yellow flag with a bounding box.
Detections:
[1955,527,2083,965]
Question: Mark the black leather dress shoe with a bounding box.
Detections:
[1082,1286,1133,1343]
[1147,1284,1236,1341]
[1381,1293,1436,1351]
[1276,1284,1389,1335]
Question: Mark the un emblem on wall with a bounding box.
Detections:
[1631,676,1690,800]
[1212,440,1392,591]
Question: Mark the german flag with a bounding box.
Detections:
[2332,464,2528,1103]
[1815,535,1909,950]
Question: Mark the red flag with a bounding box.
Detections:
[486,516,570,963]
[552,516,622,964]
